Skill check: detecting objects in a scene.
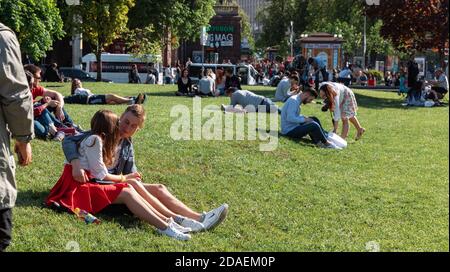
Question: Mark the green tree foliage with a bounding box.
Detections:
[68,0,135,81]
[128,0,216,49]
[124,26,162,63]
[257,0,395,61]
[366,0,449,57]
[238,6,254,51]
[255,0,296,55]
[0,0,64,60]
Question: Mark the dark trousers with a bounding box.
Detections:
[315,68,329,90]
[285,117,328,144]
[0,208,12,252]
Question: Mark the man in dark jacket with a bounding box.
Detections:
[43,63,63,82]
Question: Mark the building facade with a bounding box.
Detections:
[236,0,268,40]
[178,3,242,65]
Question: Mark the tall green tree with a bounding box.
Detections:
[0,0,64,61]
[256,0,297,56]
[128,0,216,56]
[366,0,449,65]
[238,5,254,51]
[67,0,135,81]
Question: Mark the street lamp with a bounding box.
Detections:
[290,21,294,57]
[66,0,82,69]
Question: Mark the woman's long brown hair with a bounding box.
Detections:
[90,110,120,167]
[320,84,337,111]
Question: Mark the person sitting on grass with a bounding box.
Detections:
[425,69,448,104]
[61,104,229,234]
[224,68,241,90]
[280,87,341,149]
[359,71,368,86]
[175,68,193,96]
[197,70,216,96]
[274,73,301,102]
[222,87,280,113]
[47,110,195,240]
[24,64,77,129]
[65,78,146,105]
[319,82,365,140]
[24,71,65,141]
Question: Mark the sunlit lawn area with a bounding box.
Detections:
[9,82,449,252]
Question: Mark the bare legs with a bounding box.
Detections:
[144,184,202,221]
[105,94,133,105]
[350,116,365,140]
[113,185,168,229]
[340,117,365,140]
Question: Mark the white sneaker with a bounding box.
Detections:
[201,203,229,231]
[318,142,342,150]
[168,218,192,233]
[157,223,191,241]
[175,216,205,232]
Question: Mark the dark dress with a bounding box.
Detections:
[177,77,192,94]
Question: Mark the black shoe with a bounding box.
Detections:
[135,93,145,104]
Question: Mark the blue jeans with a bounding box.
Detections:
[46,106,74,127]
[285,117,328,144]
[34,109,55,139]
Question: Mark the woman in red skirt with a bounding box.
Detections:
[46,110,191,240]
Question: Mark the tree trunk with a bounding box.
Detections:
[96,40,102,82]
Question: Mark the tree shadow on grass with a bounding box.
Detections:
[16,190,142,229]
[354,92,419,110]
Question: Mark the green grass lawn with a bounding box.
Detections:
[9,82,449,252]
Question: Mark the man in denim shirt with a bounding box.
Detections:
[62,104,228,231]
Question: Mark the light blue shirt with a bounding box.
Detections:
[230,90,264,107]
[274,77,291,102]
[314,57,327,70]
[280,94,306,135]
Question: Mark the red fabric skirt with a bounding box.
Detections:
[46,164,129,214]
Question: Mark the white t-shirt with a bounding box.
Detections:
[74,87,93,97]
[77,135,109,180]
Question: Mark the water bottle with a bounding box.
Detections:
[73,208,101,224]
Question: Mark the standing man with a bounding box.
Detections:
[0,23,34,252]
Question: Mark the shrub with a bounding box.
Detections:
[368,70,384,81]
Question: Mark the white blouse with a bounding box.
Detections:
[78,135,108,180]
[74,87,93,97]
[321,82,345,121]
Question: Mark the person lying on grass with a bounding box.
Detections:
[319,82,365,140]
[61,105,228,234]
[221,87,280,114]
[46,110,195,240]
[64,78,146,105]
